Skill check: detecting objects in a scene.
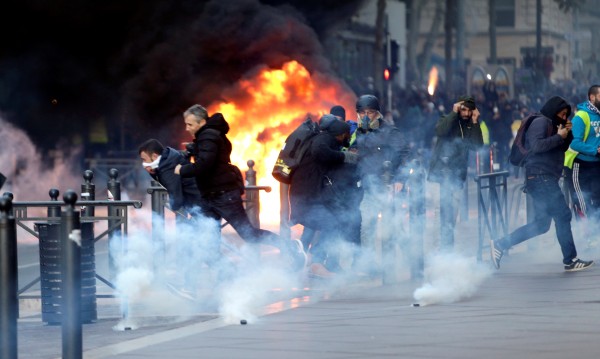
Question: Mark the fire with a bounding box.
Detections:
[200,61,355,225]
[427,66,438,96]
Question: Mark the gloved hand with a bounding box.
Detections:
[343,151,359,164]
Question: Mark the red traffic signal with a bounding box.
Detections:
[383,67,391,81]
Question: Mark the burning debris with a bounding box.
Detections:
[197,60,356,224]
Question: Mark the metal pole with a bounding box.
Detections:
[80,170,95,217]
[61,190,82,359]
[535,0,543,89]
[385,16,392,114]
[460,176,469,222]
[107,168,122,280]
[456,0,465,71]
[2,192,14,217]
[444,0,455,101]
[0,196,18,359]
[48,188,61,219]
[245,160,260,228]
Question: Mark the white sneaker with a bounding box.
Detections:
[285,238,308,271]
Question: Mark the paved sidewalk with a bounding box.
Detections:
[16,175,600,359]
[17,248,600,359]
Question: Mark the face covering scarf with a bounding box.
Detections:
[142,155,161,169]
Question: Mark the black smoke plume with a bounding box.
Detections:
[0,0,365,155]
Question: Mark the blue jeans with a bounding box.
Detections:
[505,175,577,264]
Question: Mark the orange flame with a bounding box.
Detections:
[427,66,438,96]
[196,61,355,224]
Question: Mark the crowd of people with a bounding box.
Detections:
[137,80,600,298]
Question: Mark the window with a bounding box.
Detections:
[495,0,515,27]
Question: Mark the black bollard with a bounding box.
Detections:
[245,160,260,228]
[48,188,61,219]
[2,192,14,217]
[80,170,95,217]
[61,190,82,359]
[0,196,18,359]
[0,172,6,190]
[107,168,122,280]
[149,180,166,218]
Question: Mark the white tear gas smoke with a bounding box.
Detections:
[110,205,308,328]
[413,253,492,306]
[0,115,82,201]
[218,265,297,325]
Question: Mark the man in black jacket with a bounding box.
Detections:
[350,95,411,270]
[428,95,483,251]
[175,104,306,272]
[491,96,593,272]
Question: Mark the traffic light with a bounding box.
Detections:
[383,67,391,81]
[390,40,399,76]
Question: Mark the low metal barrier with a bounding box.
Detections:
[11,170,142,307]
[474,171,509,261]
[146,160,271,263]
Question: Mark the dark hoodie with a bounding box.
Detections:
[179,113,242,194]
[289,123,347,225]
[524,95,573,177]
[154,147,202,211]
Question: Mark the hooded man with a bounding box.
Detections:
[289,115,357,278]
[175,104,306,272]
[428,95,483,251]
[491,96,593,272]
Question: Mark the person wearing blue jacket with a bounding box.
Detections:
[139,138,209,299]
[566,85,600,220]
[491,96,593,272]
[139,138,203,214]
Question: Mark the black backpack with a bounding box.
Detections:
[272,118,320,184]
[509,113,552,167]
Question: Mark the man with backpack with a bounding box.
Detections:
[563,85,600,223]
[289,115,357,278]
[491,96,594,272]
